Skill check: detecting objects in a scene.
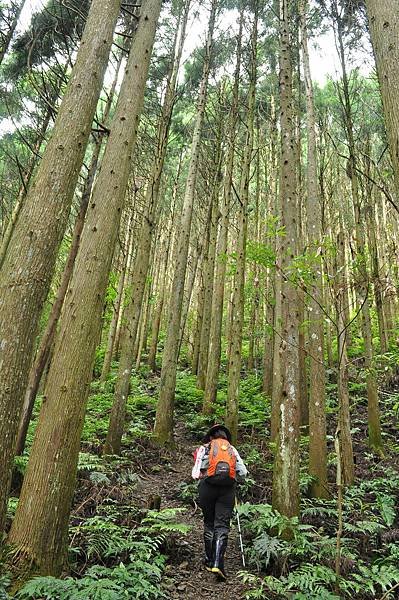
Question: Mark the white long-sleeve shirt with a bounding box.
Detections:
[192,443,248,481]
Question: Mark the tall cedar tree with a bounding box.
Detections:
[299,0,328,498]
[225,0,258,442]
[202,10,243,414]
[365,0,399,198]
[104,0,191,455]
[272,0,301,519]
[8,0,162,577]
[153,0,217,444]
[0,0,121,534]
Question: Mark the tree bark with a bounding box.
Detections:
[365,184,389,355]
[262,268,275,397]
[197,162,220,389]
[335,4,383,454]
[103,4,189,454]
[299,0,328,498]
[148,185,177,371]
[153,0,217,444]
[272,0,300,519]
[0,0,121,535]
[15,142,99,457]
[365,0,399,197]
[16,51,124,455]
[201,34,242,409]
[335,231,355,486]
[8,0,162,576]
[248,136,261,373]
[191,264,205,375]
[225,2,257,443]
[100,214,134,382]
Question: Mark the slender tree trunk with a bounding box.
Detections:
[8,0,162,576]
[378,194,396,345]
[270,93,283,442]
[154,0,216,444]
[263,98,278,399]
[112,185,143,360]
[103,4,189,455]
[335,231,355,486]
[272,0,300,519]
[135,282,151,369]
[191,266,205,375]
[202,16,242,413]
[0,0,121,535]
[365,191,389,354]
[248,139,261,372]
[335,7,383,454]
[247,276,259,372]
[299,0,328,498]
[262,259,275,396]
[365,0,399,197]
[293,34,308,431]
[179,237,203,358]
[148,205,176,371]
[225,2,257,443]
[104,206,155,454]
[100,216,134,381]
[197,159,221,389]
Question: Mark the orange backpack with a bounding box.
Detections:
[207,438,236,484]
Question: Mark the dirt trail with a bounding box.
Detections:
[139,422,251,600]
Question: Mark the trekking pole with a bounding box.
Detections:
[235,498,246,568]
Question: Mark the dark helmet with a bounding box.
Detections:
[204,423,232,443]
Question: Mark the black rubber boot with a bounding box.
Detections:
[211,533,228,580]
[203,528,214,571]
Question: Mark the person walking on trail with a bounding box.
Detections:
[192,424,248,580]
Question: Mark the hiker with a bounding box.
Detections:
[192,423,248,580]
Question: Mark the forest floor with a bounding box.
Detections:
[6,365,399,599]
[132,421,250,599]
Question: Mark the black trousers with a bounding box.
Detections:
[198,479,236,536]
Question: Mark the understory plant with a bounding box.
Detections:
[238,482,399,600]
[14,508,189,600]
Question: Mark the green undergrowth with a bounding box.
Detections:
[238,467,399,599]
[7,329,399,600]
[14,508,189,600]
[5,369,188,599]
[175,371,271,441]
